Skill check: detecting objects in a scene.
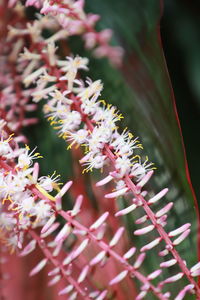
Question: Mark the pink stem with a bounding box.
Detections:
[58,209,166,300]
[29,229,91,299]
[125,175,200,292]
[0,158,165,299]
[104,145,200,295]
[66,98,200,295]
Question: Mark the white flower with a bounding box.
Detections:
[82,153,107,172]
[32,85,56,103]
[16,195,35,216]
[78,79,103,102]
[114,136,142,157]
[65,129,88,147]
[115,156,132,177]
[115,180,126,191]
[6,232,24,253]
[17,146,42,168]
[38,172,60,192]
[59,56,88,73]
[0,134,14,159]
[59,56,88,90]
[93,105,121,128]
[130,157,155,181]
[56,111,82,133]
[45,100,69,121]
[87,126,112,152]
[23,66,45,87]
[0,212,16,230]
[37,69,57,84]
[81,98,99,115]
[33,200,52,221]
[49,89,73,105]
[19,47,41,61]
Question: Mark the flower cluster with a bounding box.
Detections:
[1,128,200,299]
[0,2,38,138]
[8,0,123,66]
[17,41,200,297]
[6,7,200,293]
[0,126,168,300]
[20,46,155,197]
[0,130,58,251]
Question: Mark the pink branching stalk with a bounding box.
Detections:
[1,1,200,300]
[0,128,166,299]
[0,1,37,139]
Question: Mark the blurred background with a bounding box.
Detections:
[161,0,200,203]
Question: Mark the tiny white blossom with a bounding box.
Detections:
[78,79,103,102]
[115,156,132,177]
[33,200,52,221]
[17,146,42,169]
[38,172,60,192]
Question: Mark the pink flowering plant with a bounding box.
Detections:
[0,1,200,299]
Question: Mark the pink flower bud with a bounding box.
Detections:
[190,262,200,273]
[155,202,173,218]
[78,265,90,283]
[168,223,191,237]
[55,181,73,199]
[115,204,137,217]
[136,171,154,189]
[140,237,161,252]
[134,225,154,236]
[164,273,184,284]
[98,29,112,43]
[48,275,61,286]
[63,239,89,265]
[135,291,147,300]
[41,222,60,238]
[156,214,168,227]
[109,227,124,247]
[41,215,56,234]
[147,269,162,280]
[48,267,60,276]
[123,247,136,260]
[105,187,128,199]
[96,175,113,186]
[173,229,190,246]
[174,284,194,300]
[69,292,78,300]
[148,188,168,204]
[71,195,83,216]
[33,162,39,182]
[135,215,148,224]
[95,290,108,300]
[109,270,128,286]
[191,269,200,277]
[19,240,36,257]
[89,291,100,298]
[90,251,106,266]
[133,253,146,269]
[160,259,177,268]
[163,292,171,298]
[59,285,74,295]
[89,212,109,231]
[53,241,63,257]
[55,223,71,242]
[29,258,48,276]
[141,283,150,291]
